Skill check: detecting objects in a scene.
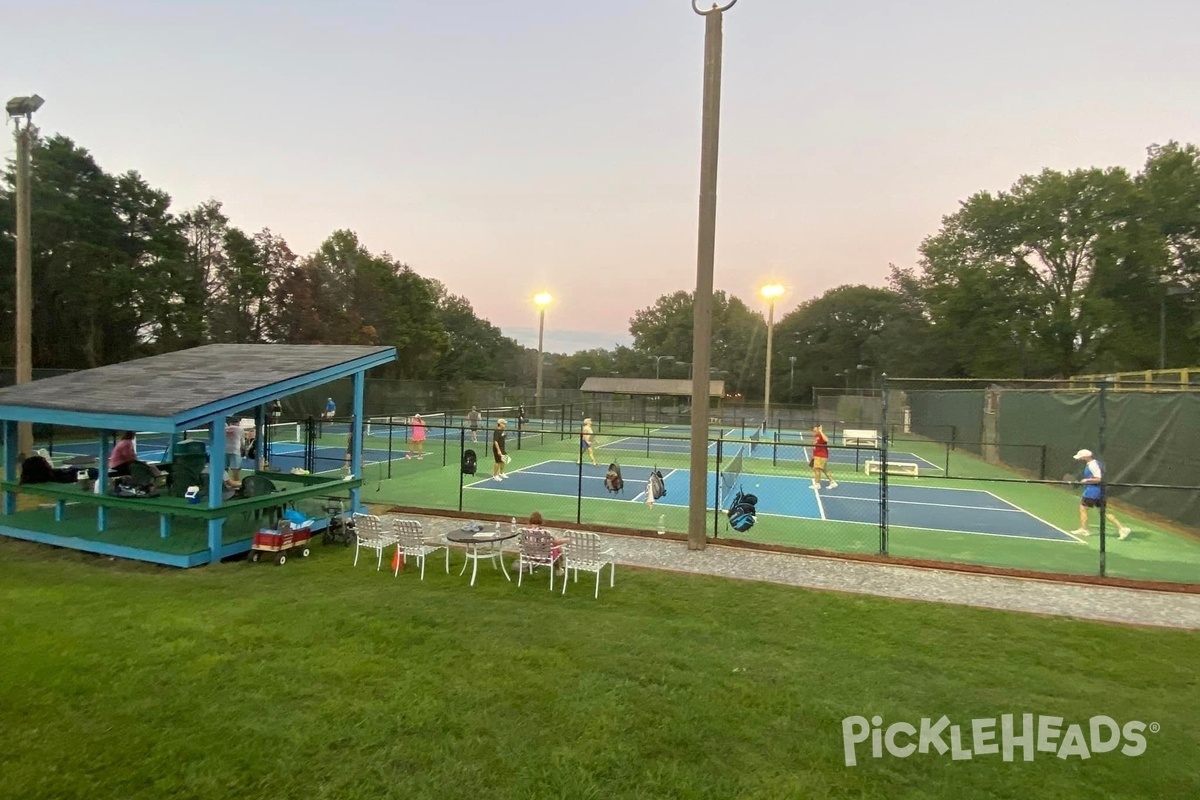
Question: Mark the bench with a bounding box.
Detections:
[865,460,919,477]
[842,429,880,448]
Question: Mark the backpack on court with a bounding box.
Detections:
[604,462,624,494]
[649,468,666,500]
[461,449,477,475]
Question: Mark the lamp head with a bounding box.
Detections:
[533,292,553,309]
[6,94,45,119]
[760,284,785,301]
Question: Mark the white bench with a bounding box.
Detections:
[842,428,880,447]
[865,460,919,477]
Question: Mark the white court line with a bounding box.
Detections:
[832,494,1030,514]
[743,509,1085,543]
[983,489,1082,542]
[812,483,827,521]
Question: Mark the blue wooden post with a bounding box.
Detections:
[55,499,66,522]
[3,420,17,515]
[350,372,364,512]
[97,430,110,532]
[160,514,171,538]
[255,403,266,472]
[206,417,225,562]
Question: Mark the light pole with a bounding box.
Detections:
[652,355,675,379]
[578,366,591,388]
[688,0,738,551]
[1160,284,1193,370]
[789,355,797,394]
[760,283,785,425]
[856,363,875,391]
[7,94,44,460]
[533,292,552,413]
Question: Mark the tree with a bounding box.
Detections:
[915,167,1144,376]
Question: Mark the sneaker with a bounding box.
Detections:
[498,474,507,480]
[811,481,820,489]
[1118,527,1132,540]
[555,567,565,577]
[827,481,839,489]
[1071,528,1090,537]
[492,476,501,482]
[404,454,412,460]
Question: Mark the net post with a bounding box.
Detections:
[1038,444,1047,481]
[576,429,585,525]
[387,418,394,479]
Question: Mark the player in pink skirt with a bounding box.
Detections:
[406,414,427,460]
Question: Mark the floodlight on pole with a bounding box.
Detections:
[760,283,785,425]
[8,93,44,462]
[789,355,797,393]
[533,292,553,411]
[652,355,676,379]
[1159,284,1193,370]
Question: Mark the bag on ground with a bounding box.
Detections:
[461,449,477,475]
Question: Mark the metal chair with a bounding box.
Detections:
[516,528,563,591]
[392,519,449,579]
[562,531,616,599]
[352,513,395,571]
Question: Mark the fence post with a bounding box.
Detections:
[880,374,890,555]
[458,428,466,512]
[713,437,722,539]
[1097,381,1108,577]
[576,433,585,525]
[387,418,394,479]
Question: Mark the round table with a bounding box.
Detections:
[445,529,518,586]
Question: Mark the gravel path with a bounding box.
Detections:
[385,513,1200,630]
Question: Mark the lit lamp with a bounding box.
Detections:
[760,283,785,424]
[533,292,553,409]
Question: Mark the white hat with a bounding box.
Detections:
[1072,449,1093,460]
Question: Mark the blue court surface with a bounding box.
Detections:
[466,459,1078,542]
[597,432,944,473]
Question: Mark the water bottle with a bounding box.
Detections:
[510,516,517,533]
[657,515,666,536]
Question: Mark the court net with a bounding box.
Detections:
[720,445,745,506]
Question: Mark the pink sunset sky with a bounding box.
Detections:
[5,0,1199,352]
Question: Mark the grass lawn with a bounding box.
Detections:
[348,427,1200,585]
[1,536,1198,800]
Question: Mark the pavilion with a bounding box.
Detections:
[0,344,395,567]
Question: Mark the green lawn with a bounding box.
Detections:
[349,428,1200,585]
[1,537,1197,800]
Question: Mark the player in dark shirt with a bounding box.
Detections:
[492,419,508,481]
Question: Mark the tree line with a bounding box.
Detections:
[3,133,1197,404]
[0,134,524,383]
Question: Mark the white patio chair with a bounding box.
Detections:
[352,512,395,571]
[516,527,563,591]
[392,518,449,579]
[562,531,616,599]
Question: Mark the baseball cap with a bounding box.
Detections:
[1072,449,1093,460]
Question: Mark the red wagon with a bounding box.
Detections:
[250,520,313,565]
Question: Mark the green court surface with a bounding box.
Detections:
[355,426,1200,586]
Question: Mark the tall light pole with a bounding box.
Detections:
[1160,284,1192,370]
[533,292,552,413]
[7,94,44,461]
[789,355,797,394]
[688,0,738,550]
[760,283,785,425]
[856,363,875,391]
[652,354,675,379]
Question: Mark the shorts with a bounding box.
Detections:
[1081,496,1106,509]
[811,456,828,470]
[580,438,591,451]
[226,453,242,469]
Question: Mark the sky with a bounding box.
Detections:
[5,0,1200,353]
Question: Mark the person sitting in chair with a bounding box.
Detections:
[108,431,161,478]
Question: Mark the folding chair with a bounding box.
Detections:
[562,531,616,599]
[392,519,449,579]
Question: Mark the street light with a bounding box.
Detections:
[651,355,675,379]
[835,370,849,389]
[1160,284,1193,370]
[8,94,44,460]
[533,292,553,412]
[760,283,785,424]
[789,355,797,394]
[856,363,875,391]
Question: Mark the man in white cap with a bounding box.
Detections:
[1071,449,1131,539]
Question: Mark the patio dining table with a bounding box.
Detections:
[445,528,518,586]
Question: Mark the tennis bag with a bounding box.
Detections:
[461,449,477,475]
[649,468,667,500]
[604,462,625,493]
[727,485,757,533]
